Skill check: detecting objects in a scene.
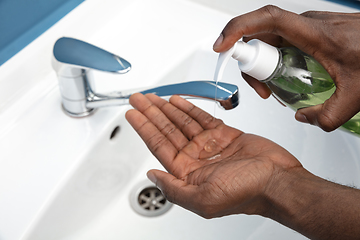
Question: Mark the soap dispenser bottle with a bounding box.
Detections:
[221,39,360,135]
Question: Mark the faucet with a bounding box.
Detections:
[52,37,239,117]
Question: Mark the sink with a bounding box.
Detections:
[21,45,360,240]
[0,0,359,240]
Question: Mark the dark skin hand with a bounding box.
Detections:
[213,5,360,132]
[126,6,360,240]
[126,93,360,240]
[126,93,302,218]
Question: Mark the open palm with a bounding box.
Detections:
[126,93,301,218]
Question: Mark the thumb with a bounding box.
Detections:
[295,91,359,132]
[147,170,198,206]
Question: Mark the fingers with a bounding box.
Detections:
[147,169,203,215]
[241,73,272,99]
[127,93,208,176]
[212,5,323,102]
[127,101,201,176]
[213,5,320,54]
[301,10,357,19]
[168,95,243,159]
[127,93,189,150]
[147,169,197,201]
[243,33,292,48]
[145,93,204,140]
[243,33,283,48]
[169,95,224,130]
[125,108,181,163]
[212,5,360,132]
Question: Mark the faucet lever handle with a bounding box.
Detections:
[53,37,131,74]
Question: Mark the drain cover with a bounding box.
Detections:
[130,180,172,217]
[138,187,167,211]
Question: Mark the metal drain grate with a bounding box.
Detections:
[130,180,172,217]
[138,187,167,211]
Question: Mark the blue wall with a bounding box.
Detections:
[0,0,85,66]
[0,0,358,66]
[326,0,360,9]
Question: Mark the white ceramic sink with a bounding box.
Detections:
[0,0,359,239]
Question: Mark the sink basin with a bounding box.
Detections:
[22,45,360,240]
[0,0,359,240]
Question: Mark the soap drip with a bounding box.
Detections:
[213,43,237,116]
[204,139,218,153]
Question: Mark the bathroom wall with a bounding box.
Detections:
[191,0,359,17]
[0,0,85,66]
[325,0,360,9]
[1,0,358,66]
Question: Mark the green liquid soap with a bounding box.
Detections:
[266,47,360,135]
[219,39,360,135]
[225,39,360,134]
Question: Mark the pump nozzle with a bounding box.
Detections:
[217,40,280,82]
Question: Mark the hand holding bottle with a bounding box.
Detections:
[213,5,360,132]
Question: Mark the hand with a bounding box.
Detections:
[126,94,360,239]
[125,93,301,218]
[213,5,360,132]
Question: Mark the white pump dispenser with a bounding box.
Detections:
[216,39,360,135]
[233,40,280,81]
[216,39,280,81]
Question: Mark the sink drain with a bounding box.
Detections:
[130,180,172,217]
[138,187,166,211]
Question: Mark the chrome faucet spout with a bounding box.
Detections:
[52,37,239,117]
[86,81,239,111]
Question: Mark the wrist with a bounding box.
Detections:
[262,166,315,221]
[262,166,360,239]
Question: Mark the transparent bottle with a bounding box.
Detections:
[225,39,360,135]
